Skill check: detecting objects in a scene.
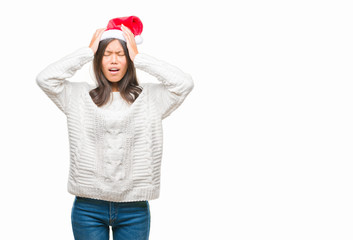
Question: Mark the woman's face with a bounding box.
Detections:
[101,39,128,84]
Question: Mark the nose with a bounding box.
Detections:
[111,55,117,63]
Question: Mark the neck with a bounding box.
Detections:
[111,82,119,92]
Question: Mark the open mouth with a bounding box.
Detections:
[109,68,120,73]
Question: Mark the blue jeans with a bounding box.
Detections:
[71,196,150,240]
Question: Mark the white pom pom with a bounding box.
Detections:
[135,35,143,45]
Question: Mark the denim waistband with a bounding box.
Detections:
[75,196,148,206]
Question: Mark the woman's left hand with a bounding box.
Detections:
[121,24,139,62]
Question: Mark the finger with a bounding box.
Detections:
[98,28,106,37]
[97,28,106,35]
[121,25,134,41]
[94,28,106,43]
[95,28,104,34]
[122,32,134,48]
[89,28,107,52]
[93,28,106,40]
[121,25,129,40]
[122,31,132,44]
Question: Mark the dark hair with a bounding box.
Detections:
[89,38,142,107]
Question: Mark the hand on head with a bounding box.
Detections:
[121,24,139,62]
[89,28,106,54]
[89,25,139,62]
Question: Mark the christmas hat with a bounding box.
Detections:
[100,16,143,44]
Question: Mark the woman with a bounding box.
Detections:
[36,16,194,240]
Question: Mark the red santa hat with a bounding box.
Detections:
[100,16,143,44]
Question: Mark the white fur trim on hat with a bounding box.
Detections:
[100,29,143,44]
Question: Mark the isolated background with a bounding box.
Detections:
[1,0,353,239]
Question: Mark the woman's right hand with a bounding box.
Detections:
[89,28,106,54]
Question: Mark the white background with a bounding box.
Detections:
[1,0,353,239]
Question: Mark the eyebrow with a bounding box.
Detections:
[105,50,123,53]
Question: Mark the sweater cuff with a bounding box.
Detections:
[86,47,95,57]
[133,53,156,69]
[74,47,95,64]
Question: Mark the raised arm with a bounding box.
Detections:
[134,53,194,119]
[36,47,94,114]
[121,25,194,119]
[36,28,105,114]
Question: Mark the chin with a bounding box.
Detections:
[107,78,122,83]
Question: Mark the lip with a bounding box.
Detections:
[108,68,120,75]
[109,71,119,75]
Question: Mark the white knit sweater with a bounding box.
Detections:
[36,47,194,202]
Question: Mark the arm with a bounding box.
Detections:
[133,53,194,119]
[36,47,94,114]
[121,25,194,119]
[36,28,105,114]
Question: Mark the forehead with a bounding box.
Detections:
[105,39,123,52]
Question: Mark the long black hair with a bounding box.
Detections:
[89,38,142,107]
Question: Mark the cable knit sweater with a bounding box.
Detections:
[36,47,194,202]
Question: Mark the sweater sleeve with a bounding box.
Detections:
[36,47,94,115]
[133,53,194,119]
